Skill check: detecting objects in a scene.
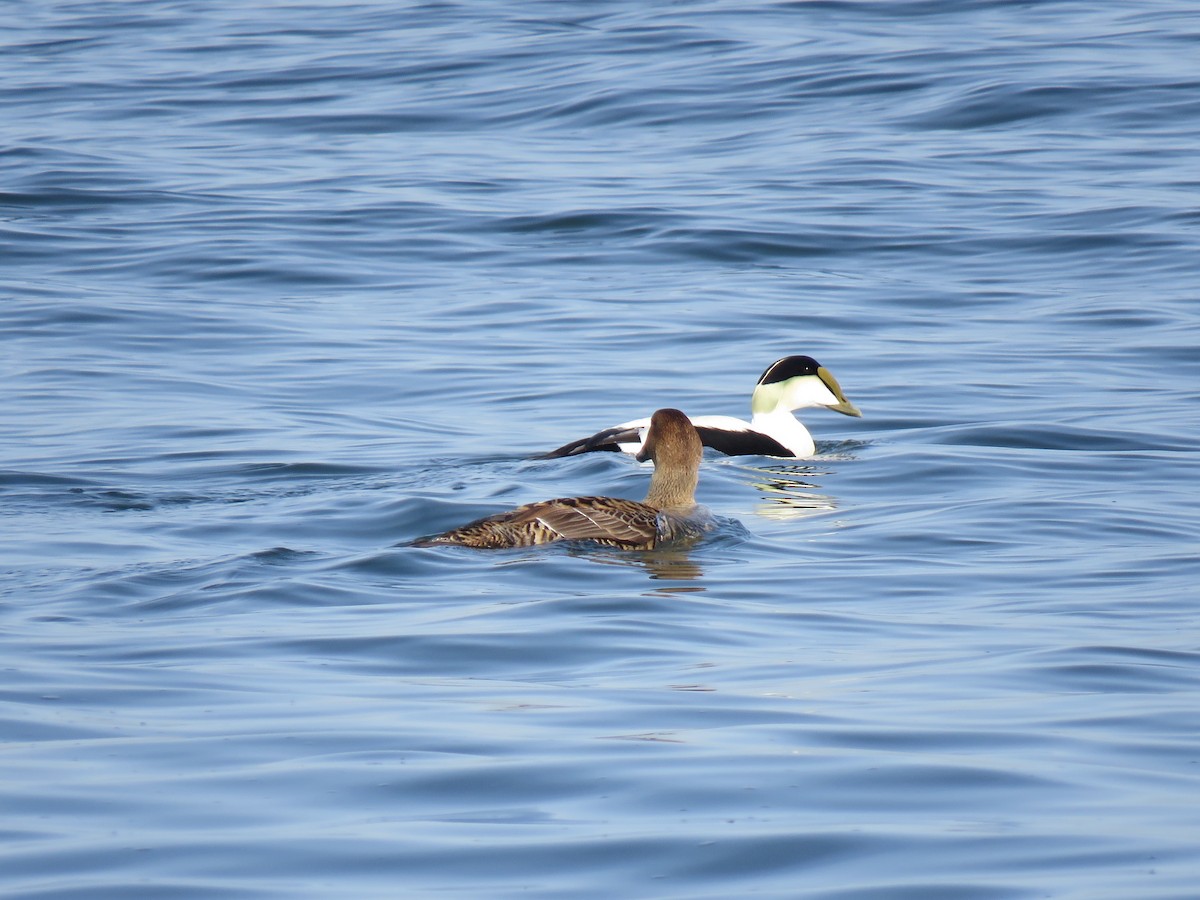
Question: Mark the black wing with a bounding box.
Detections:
[693,427,795,457]
[535,426,643,459]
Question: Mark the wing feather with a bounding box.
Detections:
[528,498,658,545]
[536,419,649,458]
[693,426,793,457]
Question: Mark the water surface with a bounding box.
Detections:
[3,2,1199,898]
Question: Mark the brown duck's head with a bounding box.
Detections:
[636,408,702,467]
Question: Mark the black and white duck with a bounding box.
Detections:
[539,355,861,459]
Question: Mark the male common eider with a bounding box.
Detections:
[415,409,710,550]
[540,355,862,459]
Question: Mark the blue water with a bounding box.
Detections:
[3,2,1200,897]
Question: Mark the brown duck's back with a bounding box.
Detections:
[415,495,664,549]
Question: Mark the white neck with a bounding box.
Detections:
[748,407,815,456]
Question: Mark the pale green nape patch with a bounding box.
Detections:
[750,379,788,415]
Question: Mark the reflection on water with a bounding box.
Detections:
[642,551,708,582]
[737,461,840,520]
[570,544,708,581]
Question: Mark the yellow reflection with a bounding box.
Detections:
[737,461,839,521]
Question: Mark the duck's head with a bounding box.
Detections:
[637,408,703,508]
[750,355,862,418]
[636,408,703,467]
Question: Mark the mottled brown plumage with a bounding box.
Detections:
[414,409,709,550]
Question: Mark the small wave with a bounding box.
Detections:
[927,424,1189,452]
[1010,645,1200,695]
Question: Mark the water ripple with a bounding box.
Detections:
[3,1,1200,898]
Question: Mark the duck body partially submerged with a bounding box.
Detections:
[415,408,711,550]
[540,355,861,459]
[413,493,709,550]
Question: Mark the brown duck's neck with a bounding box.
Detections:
[644,467,698,510]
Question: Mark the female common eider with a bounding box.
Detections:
[415,409,710,550]
[540,355,862,459]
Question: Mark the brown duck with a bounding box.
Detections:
[414,408,711,550]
